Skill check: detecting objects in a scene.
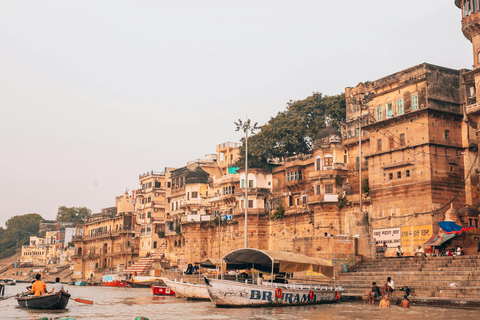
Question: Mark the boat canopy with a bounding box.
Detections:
[222,248,334,277]
[199,258,223,269]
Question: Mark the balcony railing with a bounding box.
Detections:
[466,102,480,115]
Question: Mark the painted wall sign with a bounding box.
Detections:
[372,227,401,247]
[401,224,432,254]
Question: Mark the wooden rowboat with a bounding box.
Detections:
[16,291,71,309]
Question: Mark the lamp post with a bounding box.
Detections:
[235,117,258,248]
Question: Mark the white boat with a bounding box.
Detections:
[163,279,210,300]
[163,258,222,300]
[204,248,343,307]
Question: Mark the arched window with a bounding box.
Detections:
[77,248,82,255]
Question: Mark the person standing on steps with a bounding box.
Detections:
[475,237,480,257]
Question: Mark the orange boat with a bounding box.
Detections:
[101,280,127,287]
[152,285,175,296]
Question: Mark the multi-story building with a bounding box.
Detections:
[72,192,138,280]
[135,170,169,257]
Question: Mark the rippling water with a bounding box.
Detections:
[1,284,479,320]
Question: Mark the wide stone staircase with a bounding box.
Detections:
[338,255,480,300]
[123,245,165,275]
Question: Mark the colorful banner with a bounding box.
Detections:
[372,228,401,247]
[401,224,433,250]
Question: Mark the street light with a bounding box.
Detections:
[235,117,258,248]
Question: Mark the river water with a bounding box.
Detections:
[1,284,478,320]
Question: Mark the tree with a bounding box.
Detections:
[0,213,43,258]
[56,206,92,223]
[236,92,345,168]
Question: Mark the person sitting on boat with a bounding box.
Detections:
[184,263,193,275]
[192,263,200,274]
[26,279,36,292]
[50,277,64,293]
[30,273,47,296]
[257,273,264,286]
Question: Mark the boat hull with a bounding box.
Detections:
[16,291,71,309]
[205,278,340,308]
[163,279,210,300]
[151,285,175,296]
[101,280,126,287]
[75,281,86,286]
[124,280,152,288]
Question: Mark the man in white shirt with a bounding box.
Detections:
[415,245,424,261]
[396,245,404,257]
[50,277,64,294]
[381,277,394,297]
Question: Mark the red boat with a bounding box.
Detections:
[152,285,175,296]
[101,280,127,287]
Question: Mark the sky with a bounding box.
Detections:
[0,0,471,228]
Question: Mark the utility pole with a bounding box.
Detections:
[358,118,362,215]
[235,117,258,248]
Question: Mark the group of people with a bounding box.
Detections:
[184,263,200,275]
[26,274,64,296]
[368,277,410,308]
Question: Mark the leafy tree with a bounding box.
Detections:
[56,206,92,222]
[236,92,345,168]
[0,213,43,258]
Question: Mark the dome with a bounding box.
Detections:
[444,203,461,224]
[314,126,341,141]
[117,191,135,214]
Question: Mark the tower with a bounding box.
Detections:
[455,0,480,207]
[456,0,480,67]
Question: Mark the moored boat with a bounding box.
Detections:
[163,279,210,300]
[75,281,86,286]
[152,285,175,296]
[101,280,126,287]
[124,280,152,288]
[16,291,71,309]
[204,248,343,307]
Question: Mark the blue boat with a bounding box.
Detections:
[75,281,86,286]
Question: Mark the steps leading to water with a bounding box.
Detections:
[338,255,480,299]
[123,245,165,275]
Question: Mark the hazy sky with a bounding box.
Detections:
[0,0,471,228]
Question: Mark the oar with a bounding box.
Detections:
[72,298,93,304]
[0,294,18,301]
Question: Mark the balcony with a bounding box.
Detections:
[212,174,238,187]
[181,214,212,223]
[466,102,480,115]
[306,194,338,204]
[235,187,270,196]
[284,154,313,168]
[181,198,209,207]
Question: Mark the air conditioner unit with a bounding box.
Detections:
[154,209,158,212]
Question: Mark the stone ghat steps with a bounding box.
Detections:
[338,255,480,300]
